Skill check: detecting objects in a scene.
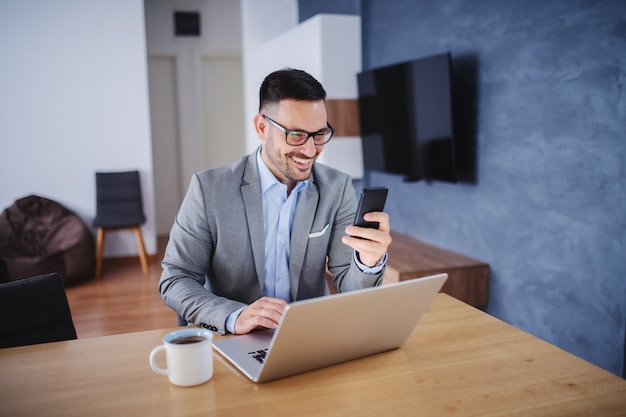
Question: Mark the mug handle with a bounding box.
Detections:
[149,345,168,376]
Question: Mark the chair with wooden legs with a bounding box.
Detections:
[93,171,149,278]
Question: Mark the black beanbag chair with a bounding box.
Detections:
[0,195,95,285]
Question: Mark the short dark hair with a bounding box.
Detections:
[259,68,327,112]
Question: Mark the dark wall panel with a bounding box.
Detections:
[300,0,626,376]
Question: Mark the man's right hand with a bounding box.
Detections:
[234,297,288,334]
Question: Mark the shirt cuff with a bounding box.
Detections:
[225,306,245,334]
[354,251,387,275]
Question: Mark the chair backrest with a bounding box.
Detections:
[93,170,146,228]
[0,273,77,348]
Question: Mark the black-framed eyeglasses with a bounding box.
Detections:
[263,114,334,146]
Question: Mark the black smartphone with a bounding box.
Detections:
[353,187,388,229]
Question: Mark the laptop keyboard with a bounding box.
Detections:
[248,348,269,364]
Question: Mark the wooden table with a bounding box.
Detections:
[1,294,625,416]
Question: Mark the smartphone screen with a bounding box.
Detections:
[353,187,388,229]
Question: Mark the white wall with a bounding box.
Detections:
[241,0,299,153]
[0,0,156,257]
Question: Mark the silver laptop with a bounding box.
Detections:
[212,273,447,383]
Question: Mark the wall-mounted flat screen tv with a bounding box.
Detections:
[357,52,456,182]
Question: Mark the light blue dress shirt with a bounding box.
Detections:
[257,150,307,302]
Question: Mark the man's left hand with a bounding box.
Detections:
[342,211,392,267]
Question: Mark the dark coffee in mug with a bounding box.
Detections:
[170,335,206,345]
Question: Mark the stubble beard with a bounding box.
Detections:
[267,147,316,184]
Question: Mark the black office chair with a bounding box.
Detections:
[93,170,149,278]
[0,273,77,348]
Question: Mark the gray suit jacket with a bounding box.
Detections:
[159,150,384,334]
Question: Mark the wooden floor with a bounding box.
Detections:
[65,237,177,338]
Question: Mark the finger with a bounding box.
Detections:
[363,212,390,231]
[343,218,392,267]
[344,225,384,244]
[257,296,288,308]
[235,315,279,334]
[236,310,279,334]
[250,299,286,321]
[253,297,288,316]
[235,298,287,334]
[348,235,382,257]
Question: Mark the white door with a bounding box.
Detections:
[149,55,246,236]
[148,57,183,236]
[202,56,246,168]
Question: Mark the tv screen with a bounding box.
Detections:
[357,52,456,182]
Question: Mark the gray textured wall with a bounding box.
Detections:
[300,0,626,376]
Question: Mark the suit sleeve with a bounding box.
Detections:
[158,173,245,335]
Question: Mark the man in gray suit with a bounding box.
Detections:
[159,68,391,335]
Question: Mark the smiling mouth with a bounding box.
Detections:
[290,155,313,168]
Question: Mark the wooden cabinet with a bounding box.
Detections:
[327,230,489,306]
[384,231,489,306]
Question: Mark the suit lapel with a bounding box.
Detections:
[290,178,318,300]
[241,152,265,290]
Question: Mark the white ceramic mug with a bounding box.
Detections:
[149,328,214,387]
